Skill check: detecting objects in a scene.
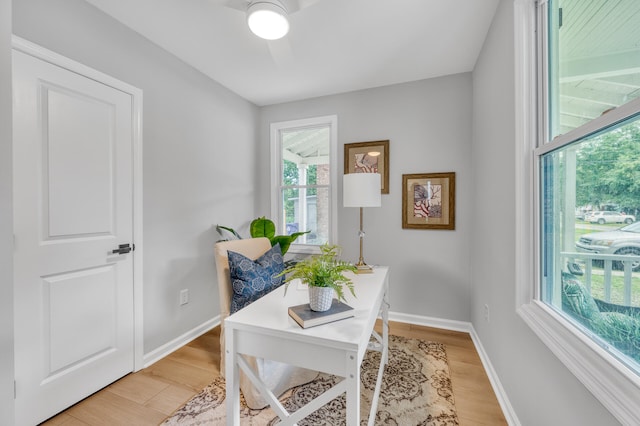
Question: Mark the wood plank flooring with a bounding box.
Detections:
[42,322,507,425]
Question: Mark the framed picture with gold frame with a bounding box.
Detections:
[344,140,389,194]
[402,172,455,230]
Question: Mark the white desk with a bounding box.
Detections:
[225,266,389,426]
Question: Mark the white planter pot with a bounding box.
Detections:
[308,286,334,312]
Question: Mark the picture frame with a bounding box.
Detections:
[402,172,455,230]
[344,140,389,194]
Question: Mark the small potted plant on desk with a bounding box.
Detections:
[280,243,357,312]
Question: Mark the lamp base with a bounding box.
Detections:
[354,262,374,274]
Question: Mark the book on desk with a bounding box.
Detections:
[288,299,354,328]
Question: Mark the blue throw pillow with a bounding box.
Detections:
[228,243,284,313]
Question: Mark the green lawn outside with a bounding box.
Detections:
[588,274,640,307]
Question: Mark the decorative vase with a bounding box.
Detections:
[308,286,334,312]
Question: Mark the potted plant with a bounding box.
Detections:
[216,217,309,256]
[249,217,309,255]
[280,243,357,311]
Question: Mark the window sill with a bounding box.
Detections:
[286,244,321,256]
[517,301,640,424]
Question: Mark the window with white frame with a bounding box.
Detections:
[517,0,640,422]
[270,116,338,253]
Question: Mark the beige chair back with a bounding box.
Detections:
[213,237,317,409]
[214,237,271,375]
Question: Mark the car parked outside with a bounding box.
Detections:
[588,211,635,224]
[576,221,640,271]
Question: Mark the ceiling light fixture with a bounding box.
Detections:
[247,0,290,40]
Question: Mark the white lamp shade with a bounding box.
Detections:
[247,1,289,40]
[343,173,381,208]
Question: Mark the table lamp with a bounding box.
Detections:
[343,173,381,273]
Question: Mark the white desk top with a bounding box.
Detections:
[225,266,389,356]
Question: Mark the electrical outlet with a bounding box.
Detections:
[180,289,189,306]
[484,304,490,322]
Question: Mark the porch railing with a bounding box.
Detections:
[561,251,637,305]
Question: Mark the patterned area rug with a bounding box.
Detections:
[163,335,459,425]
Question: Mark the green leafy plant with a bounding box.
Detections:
[561,273,601,324]
[216,225,241,240]
[561,272,640,363]
[249,217,309,255]
[592,311,640,362]
[279,243,357,302]
[216,217,309,256]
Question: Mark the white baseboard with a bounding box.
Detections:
[389,311,473,333]
[389,310,521,426]
[467,327,522,426]
[143,316,220,368]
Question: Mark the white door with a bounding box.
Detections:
[13,49,135,426]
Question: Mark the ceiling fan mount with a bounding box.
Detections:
[216,0,320,39]
[220,0,320,16]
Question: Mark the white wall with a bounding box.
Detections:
[12,0,259,353]
[0,0,13,422]
[259,75,473,321]
[471,0,619,424]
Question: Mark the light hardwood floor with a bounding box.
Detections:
[42,322,507,425]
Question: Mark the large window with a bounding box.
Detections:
[270,116,338,253]
[541,0,640,370]
[517,0,640,422]
[540,114,640,374]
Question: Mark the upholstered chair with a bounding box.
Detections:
[214,237,317,409]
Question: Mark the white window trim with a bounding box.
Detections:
[514,1,640,424]
[270,115,338,255]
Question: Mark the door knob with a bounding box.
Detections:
[112,243,132,255]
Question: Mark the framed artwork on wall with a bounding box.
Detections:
[402,172,455,230]
[344,140,389,194]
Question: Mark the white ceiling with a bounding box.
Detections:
[83,0,500,106]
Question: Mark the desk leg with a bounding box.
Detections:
[345,350,360,425]
[225,328,240,426]
[382,288,389,365]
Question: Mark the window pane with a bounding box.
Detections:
[282,187,298,226]
[548,0,640,139]
[541,113,640,373]
[283,160,298,185]
[281,127,329,183]
[307,165,317,185]
[281,186,329,245]
[279,126,331,246]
